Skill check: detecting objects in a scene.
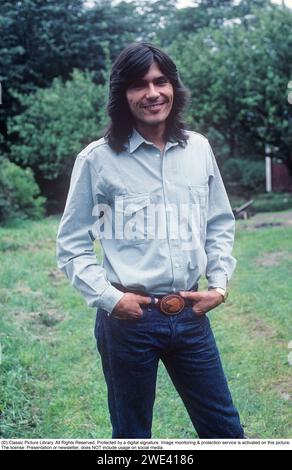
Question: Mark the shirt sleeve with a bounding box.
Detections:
[205,143,237,290]
[56,155,124,312]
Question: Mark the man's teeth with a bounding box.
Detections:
[144,103,164,108]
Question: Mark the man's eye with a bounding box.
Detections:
[156,78,168,85]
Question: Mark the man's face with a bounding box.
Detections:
[126,62,174,131]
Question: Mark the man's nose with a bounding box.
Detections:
[146,83,160,100]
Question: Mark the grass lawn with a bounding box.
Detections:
[0,212,291,439]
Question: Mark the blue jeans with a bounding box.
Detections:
[94,305,244,439]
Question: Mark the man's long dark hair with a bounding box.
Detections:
[105,42,190,153]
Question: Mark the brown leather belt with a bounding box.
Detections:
[112,283,194,316]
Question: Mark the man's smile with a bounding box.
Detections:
[141,101,167,109]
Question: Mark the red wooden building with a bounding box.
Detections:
[266,157,292,192]
[271,160,292,192]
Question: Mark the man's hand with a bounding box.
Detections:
[112,293,151,320]
[179,290,223,316]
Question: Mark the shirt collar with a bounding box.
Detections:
[128,128,180,154]
[128,128,149,153]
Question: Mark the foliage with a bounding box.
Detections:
[158,0,269,46]
[251,192,292,213]
[0,0,141,150]
[0,158,45,223]
[223,158,246,182]
[223,158,265,191]
[1,0,292,209]
[242,161,265,191]
[0,0,270,150]
[229,192,292,213]
[170,3,292,171]
[8,70,108,181]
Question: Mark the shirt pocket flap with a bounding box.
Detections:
[188,184,208,205]
[122,193,151,216]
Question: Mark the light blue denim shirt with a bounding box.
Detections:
[56,129,236,313]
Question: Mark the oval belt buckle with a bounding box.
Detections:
[160,294,185,315]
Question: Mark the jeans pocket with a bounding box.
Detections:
[182,307,207,325]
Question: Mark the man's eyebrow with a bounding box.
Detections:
[154,75,168,81]
[131,75,169,84]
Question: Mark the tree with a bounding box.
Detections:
[0,158,45,223]
[157,0,269,47]
[170,3,292,172]
[7,70,108,209]
[0,0,140,152]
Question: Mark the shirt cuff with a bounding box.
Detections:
[207,274,228,290]
[98,284,125,314]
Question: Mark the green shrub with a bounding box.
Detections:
[229,192,292,213]
[0,159,45,223]
[8,70,108,181]
[241,161,265,191]
[251,192,292,213]
[223,158,265,192]
[223,158,244,182]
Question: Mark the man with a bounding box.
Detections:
[56,42,244,439]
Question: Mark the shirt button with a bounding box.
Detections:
[174,263,180,268]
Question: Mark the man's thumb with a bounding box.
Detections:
[137,296,152,305]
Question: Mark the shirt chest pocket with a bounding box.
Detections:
[188,184,209,236]
[114,192,151,244]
